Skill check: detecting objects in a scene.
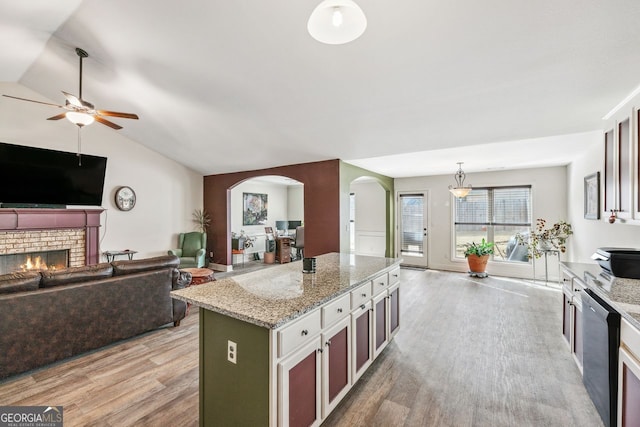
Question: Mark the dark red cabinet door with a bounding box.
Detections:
[327,326,348,403]
[390,287,399,334]
[289,350,318,427]
[355,310,371,373]
[375,297,387,350]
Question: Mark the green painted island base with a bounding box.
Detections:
[200,309,270,426]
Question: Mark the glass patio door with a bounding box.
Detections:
[398,192,428,267]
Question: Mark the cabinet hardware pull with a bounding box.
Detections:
[360,304,366,310]
[393,274,398,277]
[326,340,331,346]
[317,348,323,353]
[337,308,342,313]
[379,282,385,285]
[301,329,308,336]
[362,293,367,297]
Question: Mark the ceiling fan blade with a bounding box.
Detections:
[94,115,123,130]
[97,110,139,120]
[2,94,65,108]
[62,91,82,107]
[47,113,68,121]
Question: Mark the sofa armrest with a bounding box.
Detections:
[168,249,182,257]
[172,269,192,290]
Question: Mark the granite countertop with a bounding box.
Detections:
[562,261,640,329]
[171,252,402,329]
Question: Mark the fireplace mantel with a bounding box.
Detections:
[0,209,103,265]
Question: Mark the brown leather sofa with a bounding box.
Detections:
[0,255,190,380]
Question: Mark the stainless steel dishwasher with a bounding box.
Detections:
[581,288,620,427]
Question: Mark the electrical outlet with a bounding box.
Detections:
[227,340,237,364]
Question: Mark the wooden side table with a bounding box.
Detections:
[104,250,137,262]
[180,267,215,285]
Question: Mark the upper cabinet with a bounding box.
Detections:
[603,106,640,224]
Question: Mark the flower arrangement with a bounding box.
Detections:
[515,218,573,259]
[231,230,256,249]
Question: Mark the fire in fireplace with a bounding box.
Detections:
[0,250,69,275]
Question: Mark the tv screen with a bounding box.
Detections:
[0,142,107,207]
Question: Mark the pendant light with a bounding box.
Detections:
[308,0,367,45]
[448,162,472,198]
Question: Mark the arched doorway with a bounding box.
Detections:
[228,175,304,268]
[349,177,387,256]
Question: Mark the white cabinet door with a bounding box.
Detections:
[389,283,400,339]
[278,337,322,427]
[321,316,351,418]
[351,300,373,384]
[373,291,389,359]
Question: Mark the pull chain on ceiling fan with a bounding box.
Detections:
[2,47,139,161]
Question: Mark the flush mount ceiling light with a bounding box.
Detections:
[307,0,367,45]
[448,162,472,198]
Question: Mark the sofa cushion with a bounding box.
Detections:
[0,271,41,294]
[112,255,179,276]
[40,263,114,288]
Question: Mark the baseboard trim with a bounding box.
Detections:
[209,263,232,272]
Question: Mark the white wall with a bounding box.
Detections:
[395,166,568,279]
[0,83,203,260]
[351,180,386,256]
[287,185,304,221]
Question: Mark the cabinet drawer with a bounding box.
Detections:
[371,273,389,296]
[322,293,350,328]
[351,282,373,310]
[278,310,322,358]
[388,267,400,286]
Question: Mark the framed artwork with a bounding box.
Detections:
[584,172,600,220]
[243,192,268,225]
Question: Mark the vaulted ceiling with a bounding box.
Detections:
[2,0,640,177]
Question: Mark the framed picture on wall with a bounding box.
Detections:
[243,192,268,225]
[584,172,600,220]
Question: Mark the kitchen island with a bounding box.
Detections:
[171,252,402,427]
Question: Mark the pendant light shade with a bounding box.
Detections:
[308,0,367,45]
[448,162,472,198]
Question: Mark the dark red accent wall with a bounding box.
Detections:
[203,160,341,266]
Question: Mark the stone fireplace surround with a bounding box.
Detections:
[0,209,103,274]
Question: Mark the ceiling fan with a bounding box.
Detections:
[2,47,138,130]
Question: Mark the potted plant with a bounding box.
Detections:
[464,238,494,274]
[192,209,211,233]
[515,218,573,259]
[263,238,276,264]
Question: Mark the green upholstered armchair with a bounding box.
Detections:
[168,232,207,268]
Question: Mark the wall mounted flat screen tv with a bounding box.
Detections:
[0,142,107,207]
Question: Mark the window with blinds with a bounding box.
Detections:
[454,186,531,262]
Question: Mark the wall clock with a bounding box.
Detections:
[115,186,136,211]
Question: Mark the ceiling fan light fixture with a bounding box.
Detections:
[448,162,472,198]
[308,0,367,45]
[66,111,95,127]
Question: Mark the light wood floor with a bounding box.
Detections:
[0,269,603,426]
